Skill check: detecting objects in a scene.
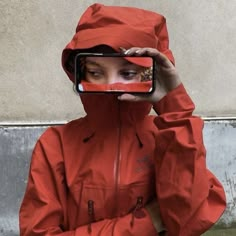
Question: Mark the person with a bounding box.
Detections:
[19,3,226,236]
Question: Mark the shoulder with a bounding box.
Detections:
[32,118,85,162]
[38,118,85,143]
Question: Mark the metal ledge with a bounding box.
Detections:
[0,117,236,127]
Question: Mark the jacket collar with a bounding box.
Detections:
[80,93,152,131]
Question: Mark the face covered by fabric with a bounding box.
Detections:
[61,3,175,125]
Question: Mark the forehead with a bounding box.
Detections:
[85,56,134,67]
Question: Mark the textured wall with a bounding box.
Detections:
[1,0,236,123]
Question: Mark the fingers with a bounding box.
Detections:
[122,47,173,68]
[117,47,180,103]
[117,93,146,102]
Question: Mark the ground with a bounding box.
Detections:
[202,228,236,236]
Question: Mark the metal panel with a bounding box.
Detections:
[0,126,47,236]
[203,121,236,227]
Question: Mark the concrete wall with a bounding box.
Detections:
[1,0,236,235]
[1,0,236,123]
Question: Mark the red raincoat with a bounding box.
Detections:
[19,3,226,236]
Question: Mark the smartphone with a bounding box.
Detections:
[74,53,156,94]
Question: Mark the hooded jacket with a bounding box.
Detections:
[19,3,226,236]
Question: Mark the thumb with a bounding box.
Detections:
[117,93,144,102]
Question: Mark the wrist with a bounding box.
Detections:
[145,200,167,234]
[152,83,195,115]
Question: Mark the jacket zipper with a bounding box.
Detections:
[114,99,122,215]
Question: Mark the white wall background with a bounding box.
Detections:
[1,0,236,123]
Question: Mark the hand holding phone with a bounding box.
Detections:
[117,47,181,103]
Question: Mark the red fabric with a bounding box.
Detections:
[78,81,153,92]
[61,3,175,82]
[19,84,226,236]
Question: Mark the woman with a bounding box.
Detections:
[19,3,226,236]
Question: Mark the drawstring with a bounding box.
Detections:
[83,133,95,143]
[130,196,144,227]
[87,200,95,233]
[136,133,143,148]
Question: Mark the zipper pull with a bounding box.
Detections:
[130,196,146,227]
[87,200,95,233]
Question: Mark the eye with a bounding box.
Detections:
[120,70,139,80]
[86,69,104,78]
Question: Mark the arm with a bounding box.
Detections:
[152,85,226,236]
[19,132,158,236]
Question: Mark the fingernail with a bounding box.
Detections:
[124,49,130,55]
[119,47,126,52]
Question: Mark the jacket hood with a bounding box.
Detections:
[61,3,171,129]
[61,3,175,82]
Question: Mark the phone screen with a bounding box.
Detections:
[75,53,156,94]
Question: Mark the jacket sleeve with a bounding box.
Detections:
[19,138,158,236]
[152,84,226,236]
